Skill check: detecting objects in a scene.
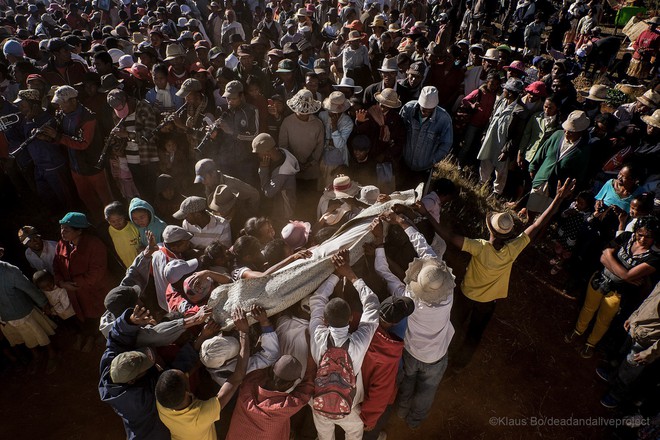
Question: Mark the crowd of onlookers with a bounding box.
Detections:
[0,0,659,438]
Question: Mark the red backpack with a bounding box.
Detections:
[312,336,356,419]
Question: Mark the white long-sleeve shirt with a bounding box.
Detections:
[309,274,379,372]
[374,226,454,364]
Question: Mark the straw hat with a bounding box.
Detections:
[328,175,360,199]
[374,88,401,108]
[164,43,185,61]
[642,109,660,129]
[208,184,239,216]
[561,110,590,132]
[295,7,310,17]
[287,89,322,114]
[347,30,364,42]
[404,257,456,305]
[581,84,609,102]
[378,56,398,72]
[481,48,499,61]
[323,91,350,113]
[486,211,515,239]
[637,89,660,109]
[370,17,386,28]
[320,203,352,225]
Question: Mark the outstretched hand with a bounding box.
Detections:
[369,217,384,243]
[249,304,270,326]
[332,249,356,281]
[129,305,153,327]
[555,179,576,201]
[233,308,250,333]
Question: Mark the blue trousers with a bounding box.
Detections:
[397,349,448,428]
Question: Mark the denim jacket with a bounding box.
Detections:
[399,101,453,172]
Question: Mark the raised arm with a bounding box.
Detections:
[217,308,250,408]
[524,179,576,241]
[414,202,465,249]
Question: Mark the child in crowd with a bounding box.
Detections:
[158,138,187,184]
[109,140,140,201]
[32,270,76,321]
[153,174,185,226]
[146,63,184,113]
[617,192,656,236]
[550,191,595,274]
[129,197,168,247]
[104,201,141,268]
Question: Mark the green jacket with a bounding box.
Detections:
[529,130,590,194]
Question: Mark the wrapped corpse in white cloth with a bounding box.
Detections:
[208,185,426,328]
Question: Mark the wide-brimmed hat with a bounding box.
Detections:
[503,60,525,73]
[481,48,499,61]
[287,89,322,114]
[378,56,398,72]
[562,110,590,132]
[328,175,360,199]
[323,91,350,113]
[404,257,456,305]
[581,84,609,102]
[637,89,660,109]
[347,30,364,42]
[164,43,185,61]
[208,184,238,216]
[525,81,547,98]
[370,17,386,28]
[486,211,515,239]
[333,77,363,94]
[375,88,401,108]
[642,109,660,129]
[320,203,352,225]
[295,7,310,17]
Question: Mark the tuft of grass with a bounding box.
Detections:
[431,157,507,238]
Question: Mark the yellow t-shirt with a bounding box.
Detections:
[157,397,221,440]
[108,222,141,268]
[460,233,531,303]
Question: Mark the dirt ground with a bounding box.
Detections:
[0,222,619,440]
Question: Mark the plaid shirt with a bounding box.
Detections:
[134,100,160,164]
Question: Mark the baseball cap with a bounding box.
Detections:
[164,258,199,284]
[176,78,202,98]
[222,80,243,98]
[104,285,141,317]
[51,85,79,104]
[379,296,415,324]
[110,349,154,383]
[17,226,40,245]
[162,225,194,244]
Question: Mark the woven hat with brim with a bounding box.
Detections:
[287,89,322,114]
[295,7,310,17]
[582,84,609,102]
[272,355,303,381]
[323,91,350,113]
[637,90,660,109]
[347,30,364,42]
[486,211,516,239]
[110,349,154,383]
[164,43,185,61]
[321,203,352,225]
[223,80,244,98]
[333,76,363,94]
[375,88,401,108]
[357,185,380,205]
[14,88,41,104]
[176,78,202,97]
[162,225,194,244]
[370,18,386,28]
[200,335,240,368]
[329,175,360,199]
[17,226,40,245]
[164,258,199,284]
[208,184,239,216]
[52,85,78,104]
[503,60,525,73]
[131,32,145,45]
[173,196,207,220]
[642,109,660,129]
[281,221,311,250]
[562,110,590,132]
[388,23,401,32]
[378,56,398,72]
[380,296,415,324]
[59,212,90,228]
[482,48,499,61]
[104,285,141,317]
[404,257,456,305]
[418,86,439,109]
[252,133,276,153]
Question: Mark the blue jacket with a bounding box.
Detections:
[399,102,453,172]
[98,310,170,440]
[145,87,184,113]
[128,198,167,247]
[6,112,67,171]
[0,262,48,322]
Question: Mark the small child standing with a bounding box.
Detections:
[32,270,76,321]
[109,141,140,201]
[550,191,595,274]
[158,138,187,184]
[617,192,655,236]
[104,201,142,268]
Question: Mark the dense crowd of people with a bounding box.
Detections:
[0,0,659,438]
